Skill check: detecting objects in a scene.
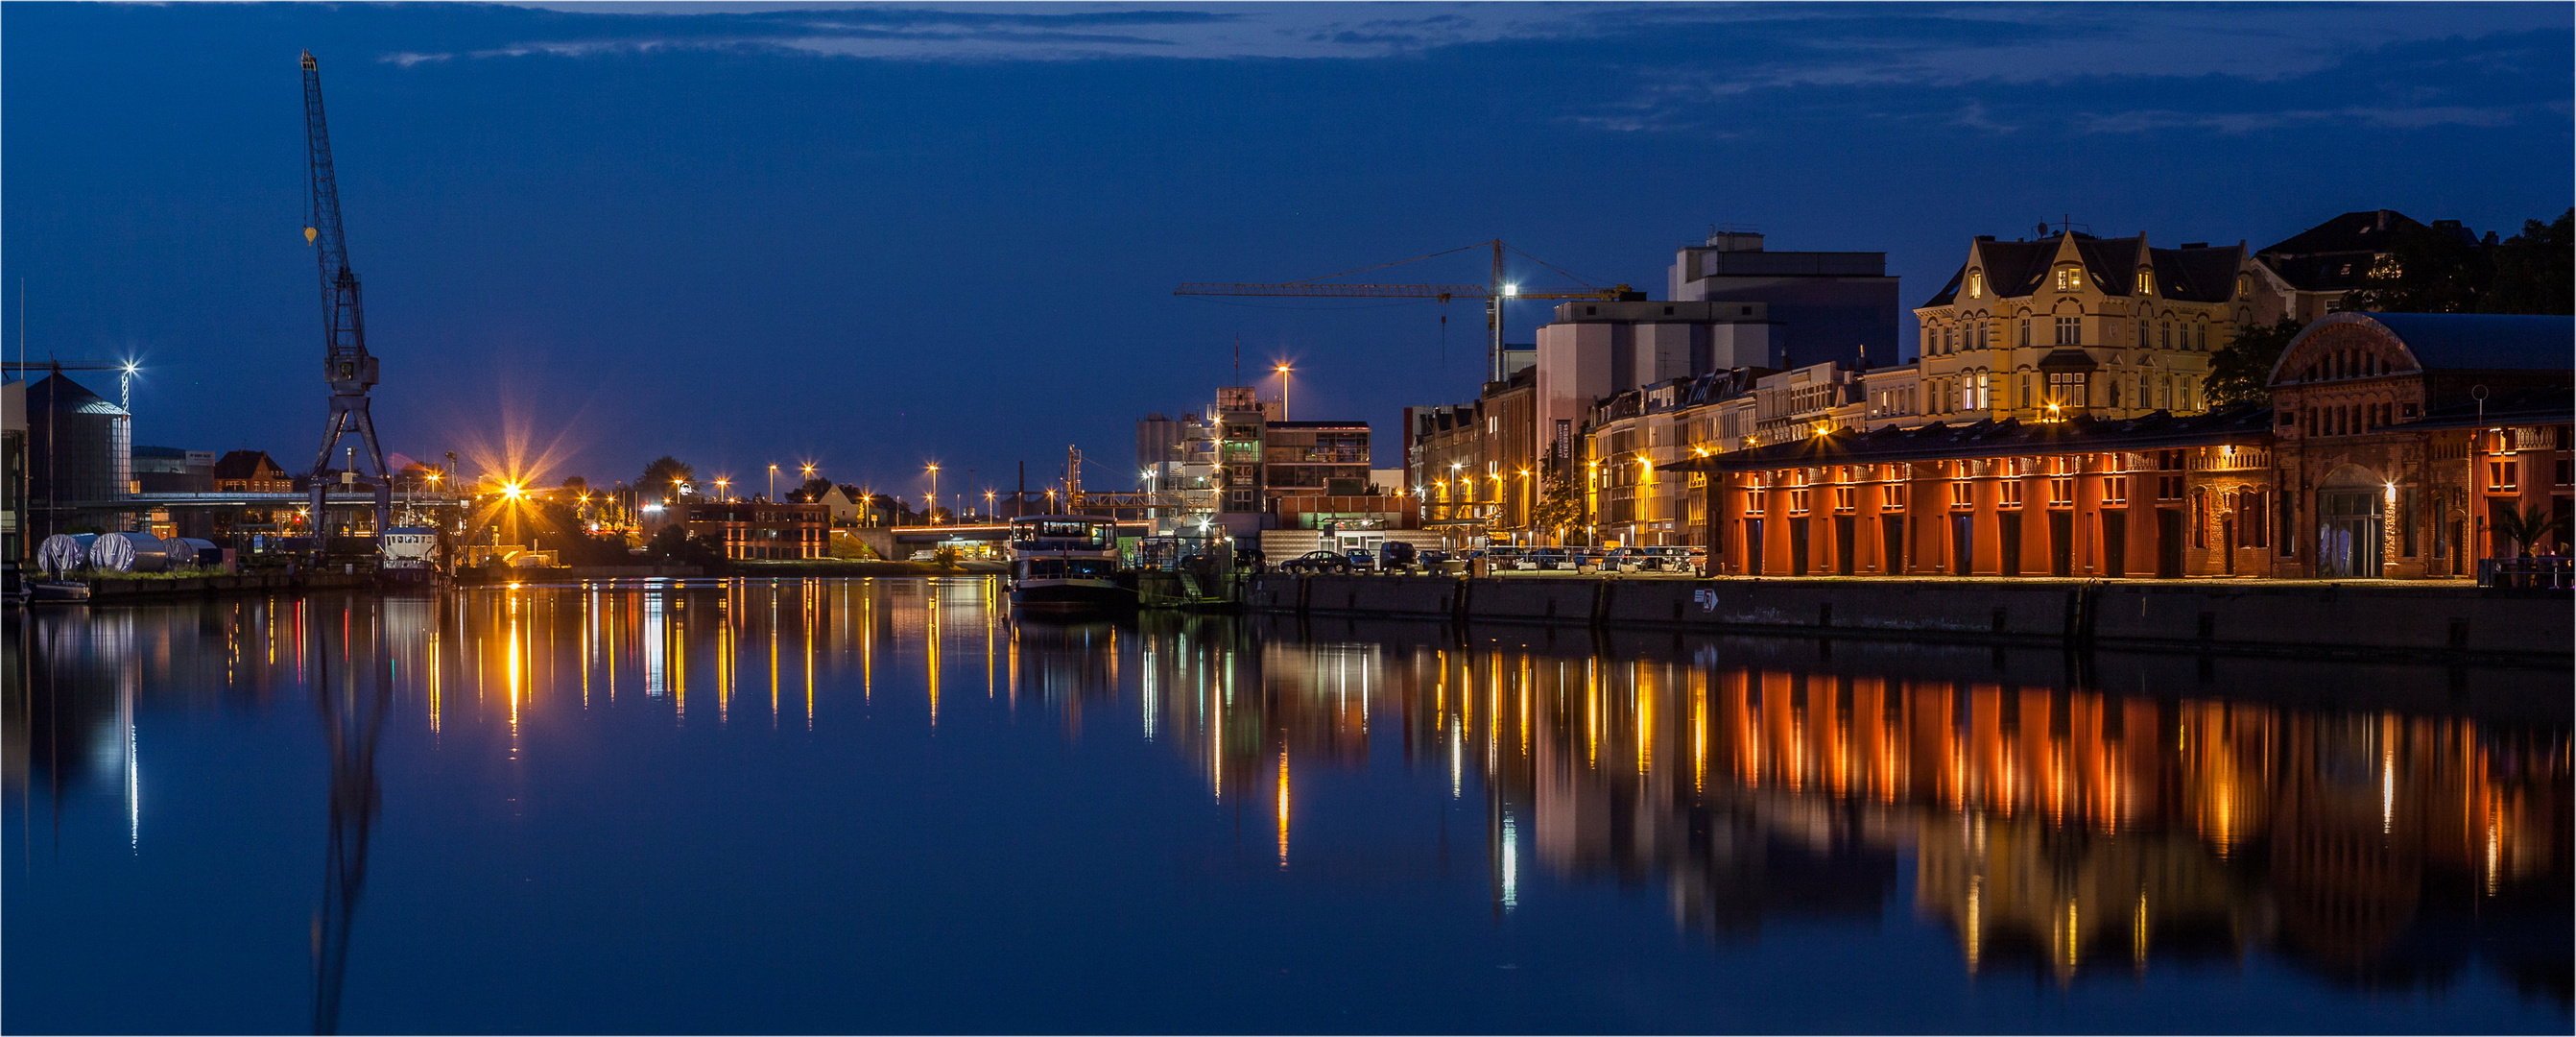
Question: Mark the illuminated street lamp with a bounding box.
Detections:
[985,490,996,520]
[1275,362,1294,420]
[768,463,780,501]
[714,476,730,501]
[925,463,940,523]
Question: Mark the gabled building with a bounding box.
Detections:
[1914,230,2247,426]
[2246,209,2486,325]
[211,450,292,493]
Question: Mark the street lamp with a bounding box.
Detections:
[925,464,940,523]
[985,489,996,520]
[768,463,779,501]
[1275,362,1294,420]
[714,476,729,501]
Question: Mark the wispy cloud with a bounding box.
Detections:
[2078,105,2521,135]
[384,3,1623,64]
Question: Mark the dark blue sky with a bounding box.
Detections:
[5,3,2567,498]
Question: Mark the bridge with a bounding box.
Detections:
[849,520,1156,561]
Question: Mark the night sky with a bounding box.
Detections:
[4,3,2567,501]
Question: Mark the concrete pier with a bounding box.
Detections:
[1247,573,2571,663]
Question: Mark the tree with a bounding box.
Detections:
[2485,208,2574,315]
[2490,502,2569,558]
[2205,316,2305,406]
[2340,221,2490,314]
[644,523,726,568]
[793,477,834,503]
[1527,473,1583,543]
[560,474,588,495]
[639,456,695,501]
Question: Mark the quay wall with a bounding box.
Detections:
[1255,574,2571,663]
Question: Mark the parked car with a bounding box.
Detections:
[1413,548,1454,574]
[1345,548,1379,572]
[1606,547,1646,573]
[908,549,938,563]
[1282,549,1351,574]
[1377,541,1418,571]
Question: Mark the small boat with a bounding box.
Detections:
[1007,516,1133,614]
[27,581,91,605]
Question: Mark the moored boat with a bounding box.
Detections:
[1006,516,1133,614]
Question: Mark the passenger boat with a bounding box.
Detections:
[1006,516,1133,614]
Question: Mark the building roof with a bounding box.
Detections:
[25,374,125,416]
[2272,312,2573,383]
[1920,233,2242,307]
[212,449,283,479]
[2254,210,2484,293]
[2402,383,2573,432]
[2258,209,2448,257]
[1672,405,2276,473]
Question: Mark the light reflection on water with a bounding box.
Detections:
[4,577,2568,1034]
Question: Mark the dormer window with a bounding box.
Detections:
[2054,266,2083,292]
[1968,271,1983,299]
[2235,273,2250,299]
[2135,271,2154,295]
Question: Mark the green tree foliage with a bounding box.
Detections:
[2486,208,2574,316]
[2206,316,2306,406]
[643,523,726,567]
[1527,473,1583,543]
[638,456,695,500]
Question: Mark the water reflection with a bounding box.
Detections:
[5,578,2568,1027]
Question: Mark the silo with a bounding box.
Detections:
[25,374,131,514]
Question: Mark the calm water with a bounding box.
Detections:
[5,578,2568,1034]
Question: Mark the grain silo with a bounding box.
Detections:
[25,373,131,511]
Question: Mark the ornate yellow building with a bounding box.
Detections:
[1912,231,2252,423]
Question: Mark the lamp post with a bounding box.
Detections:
[985,490,996,522]
[925,464,940,523]
[768,464,779,502]
[1275,362,1294,420]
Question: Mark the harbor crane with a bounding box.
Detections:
[298,50,393,537]
[1176,240,1641,384]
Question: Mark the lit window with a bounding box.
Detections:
[1968,271,1984,298]
[2136,271,2153,295]
[2056,266,2083,291]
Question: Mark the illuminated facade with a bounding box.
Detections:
[684,499,827,560]
[1913,231,2248,425]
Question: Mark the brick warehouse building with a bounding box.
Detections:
[685,499,828,560]
[2266,312,2570,578]
[1679,312,2570,580]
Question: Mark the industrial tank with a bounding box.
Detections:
[88,532,170,573]
[25,374,131,508]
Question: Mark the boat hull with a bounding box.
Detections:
[1009,577,1133,614]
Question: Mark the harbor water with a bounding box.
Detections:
[5,578,2567,1033]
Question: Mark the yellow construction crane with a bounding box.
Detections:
[1177,239,1641,383]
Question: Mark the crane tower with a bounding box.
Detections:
[299,50,393,537]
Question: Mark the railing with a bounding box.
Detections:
[2479,556,2573,589]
